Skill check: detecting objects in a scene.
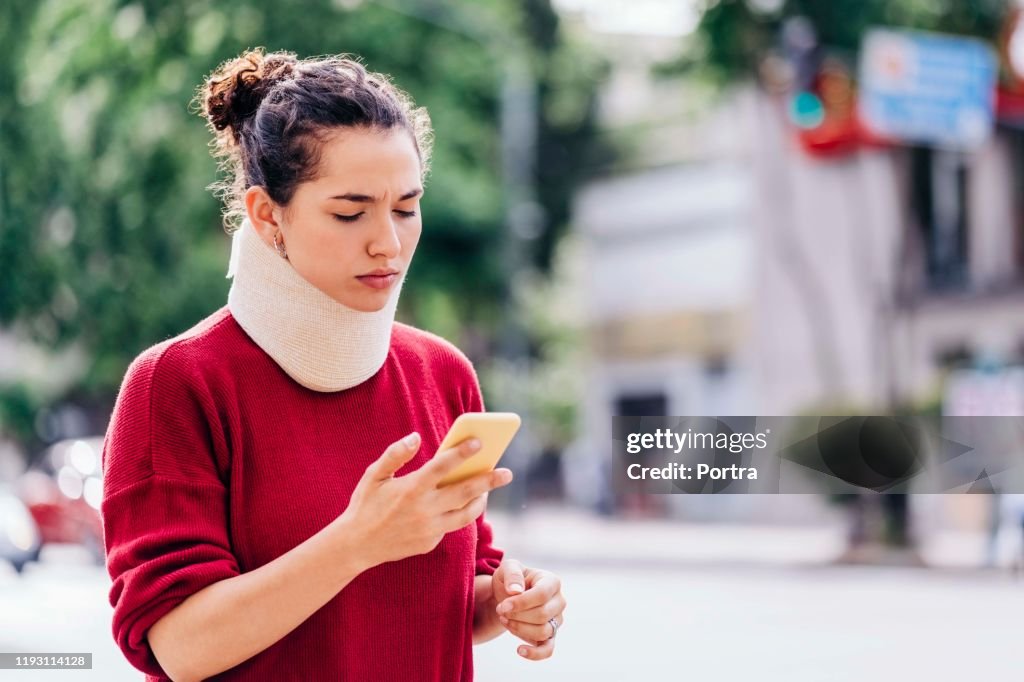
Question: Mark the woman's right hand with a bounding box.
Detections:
[335,431,513,566]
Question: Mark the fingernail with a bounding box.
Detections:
[498,602,512,614]
[508,583,523,594]
[495,470,513,485]
[518,647,528,657]
[468,438,481,451]
[404,432,420,448]
[499,615,509,625]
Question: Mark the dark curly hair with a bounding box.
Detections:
[195,47,434,231]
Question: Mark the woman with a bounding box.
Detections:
[101,48,566,681]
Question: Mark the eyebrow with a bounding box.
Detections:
[328,188,423,203]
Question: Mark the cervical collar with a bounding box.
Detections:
[226,218,403,392]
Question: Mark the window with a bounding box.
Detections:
[933,342,973,371]
[615,392,668,417]
[910,146,969,291]
[1005,128,1024,276]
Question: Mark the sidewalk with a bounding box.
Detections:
[487,503,995,571]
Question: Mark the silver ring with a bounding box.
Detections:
[547,617,559,639]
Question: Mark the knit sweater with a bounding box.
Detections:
[101,306,504,681]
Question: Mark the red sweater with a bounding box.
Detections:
[101,306,504,681]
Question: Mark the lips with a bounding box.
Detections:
[356,272,399,290]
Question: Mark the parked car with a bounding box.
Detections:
[0,483,42,573]
[16,437,104,565]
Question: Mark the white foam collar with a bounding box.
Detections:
[226,218,402,392]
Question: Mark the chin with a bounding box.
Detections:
[327,290,392,312]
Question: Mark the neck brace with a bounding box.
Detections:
[225,218,403,392]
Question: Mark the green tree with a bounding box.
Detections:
[692,0,1009,82]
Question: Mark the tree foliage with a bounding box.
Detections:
[693,0,1010,82]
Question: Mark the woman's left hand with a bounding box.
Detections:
[491,558,566,660]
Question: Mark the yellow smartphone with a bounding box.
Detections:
[435,412,521,487]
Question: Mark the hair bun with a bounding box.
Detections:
[202,48,298,141]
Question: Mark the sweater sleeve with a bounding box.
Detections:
[455,351,505,576]
[101,345,241,678]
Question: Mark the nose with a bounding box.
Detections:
[367,213,401,259]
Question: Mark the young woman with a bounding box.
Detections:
[101,48,566,681]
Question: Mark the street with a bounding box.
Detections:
[1,524,1021,681]
[475,561,1023,681]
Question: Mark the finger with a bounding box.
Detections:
[367,432,421,481]
[435,468,512,512]
[439,492,487,531]
[497,571,559,615]
[516,637,555,661]
[500,557,525,596]
[416,436,482,484]
[499,613,561,643]
[502,595,565,626]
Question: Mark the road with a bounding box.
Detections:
[0,536,1021,680]
[475,559,1023,681]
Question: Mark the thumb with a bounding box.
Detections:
[500,558,525,596]
[368,432,421,481]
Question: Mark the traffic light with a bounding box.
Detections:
[788,54,862,156]
[775,16,887,157]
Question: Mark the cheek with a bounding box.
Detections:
[294,224,360,273]
[298,229,341,263]
[402,221,423,253]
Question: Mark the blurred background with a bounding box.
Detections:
[2,0,1024,679]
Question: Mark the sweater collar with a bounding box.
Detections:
[225,218,403,392]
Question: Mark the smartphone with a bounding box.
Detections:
[435,412,521,487]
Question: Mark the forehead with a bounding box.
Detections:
[309,127,421,191]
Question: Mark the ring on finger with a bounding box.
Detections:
[547,617,560,639]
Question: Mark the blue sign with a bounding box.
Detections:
[859,28,997,149]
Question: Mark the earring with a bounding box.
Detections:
[273,231,288,259]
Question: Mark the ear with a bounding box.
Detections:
[244,186,285,249]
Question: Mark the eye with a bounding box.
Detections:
[333,212,364,223]
[394,209,418,219]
